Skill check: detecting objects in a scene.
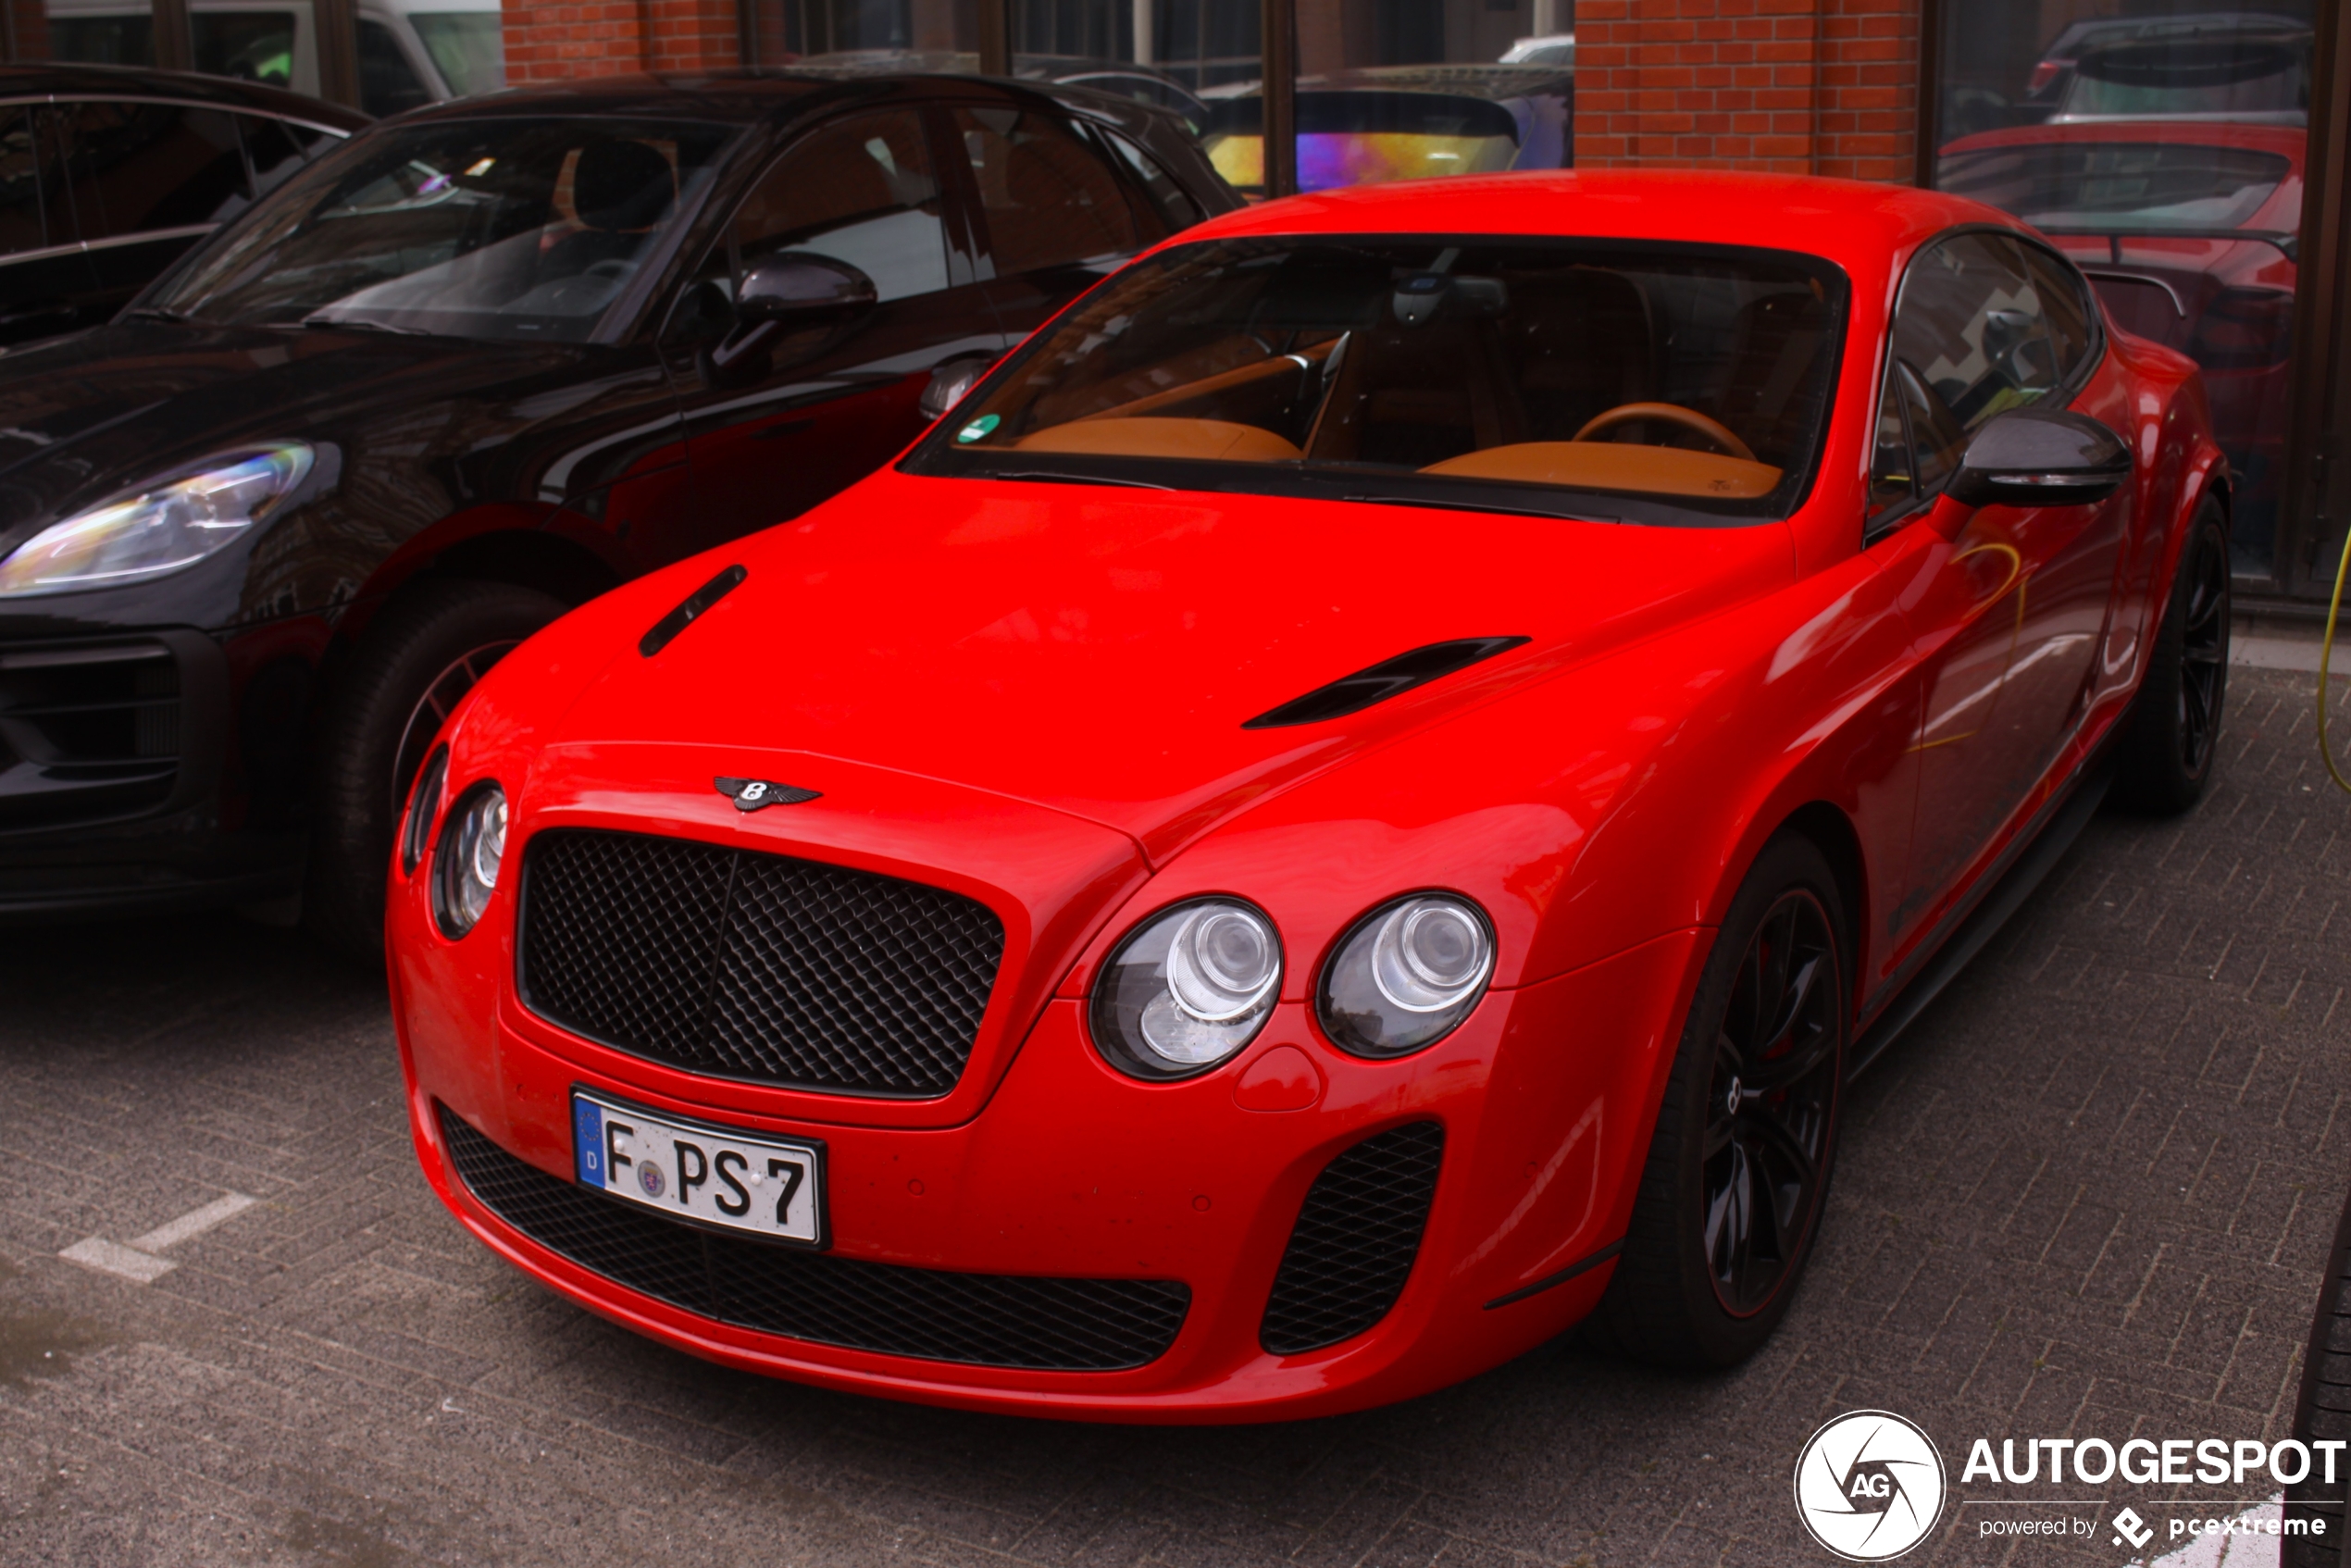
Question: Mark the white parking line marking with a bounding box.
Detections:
[128,1192,255,1253]
[58,1191,258,1285]
[59,1238,177,1284]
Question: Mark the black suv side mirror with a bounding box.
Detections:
[701,255,878,388]
[737,255,877,327]
[1950,407,2131,508]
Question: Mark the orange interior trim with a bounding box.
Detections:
[1015,418,1305,463]
[1421,442,1783,499]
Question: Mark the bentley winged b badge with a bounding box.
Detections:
[715,777,822,812]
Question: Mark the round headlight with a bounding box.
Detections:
[432,781,506,938]
[1090,898,1281,1079]
[1318,894,1494,1057]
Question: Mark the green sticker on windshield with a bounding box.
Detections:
[956,414,1001,443]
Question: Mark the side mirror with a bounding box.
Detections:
[736,255,877,327]
[919,352,997,421]
[700,255,877,389]
[1949,407,2131,509]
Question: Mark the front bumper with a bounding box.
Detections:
[0,621,311,920]
[396,917,1703,1422]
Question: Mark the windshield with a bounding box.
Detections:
[151,118,736,342]
[411,11,506,96]
[906,237,1847,526]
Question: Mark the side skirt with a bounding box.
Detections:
[1847,744,2117,1081]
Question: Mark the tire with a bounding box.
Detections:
[2113,497,2230,815]
[304,579,564,962]
[2283,1175,2351,1567]
[1593,832,1849,1369]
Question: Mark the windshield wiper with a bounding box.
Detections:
[120,306,193,324]
[301,313,429,335]
[987,468,1176,492]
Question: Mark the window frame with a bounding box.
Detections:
[1863,221,2108,544]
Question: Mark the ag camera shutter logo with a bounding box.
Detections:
[1793,1410,1947,1561]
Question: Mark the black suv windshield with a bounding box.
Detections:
[154,117,739,342]
[906,236,1847,525]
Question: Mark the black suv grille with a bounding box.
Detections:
[519,828,1004,1097]
[438,1106,1190,1372]
[0,640,181,831]
[1260,1122,1445,1355]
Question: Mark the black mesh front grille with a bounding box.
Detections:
[1260,1122,1445,1355]
[438,1105,1191,1371]
[519,828,1004,1097]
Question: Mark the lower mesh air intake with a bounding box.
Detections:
[437,1105,1190,1372]
[1260,1121,1445,1355]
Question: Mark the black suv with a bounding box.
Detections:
[0,69,1235,952]
[0,64,370,344]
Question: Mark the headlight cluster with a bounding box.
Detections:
[1089,890,1494,1078]
[0,444,313,597]
[431,782,507,938]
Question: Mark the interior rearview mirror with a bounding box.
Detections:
[919,353,998,421]
[1949,406,2131,509]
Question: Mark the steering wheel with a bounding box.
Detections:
[584,258,638,282]
[1573,402,1757,463]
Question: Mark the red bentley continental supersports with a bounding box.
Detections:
[388,170,2230,1421]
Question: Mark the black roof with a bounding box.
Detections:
[0,62,371,129]
[382,68,1190,139]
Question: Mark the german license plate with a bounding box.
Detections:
[571,1089,825,1246]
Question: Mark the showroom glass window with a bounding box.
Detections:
[1927,0,2314,575]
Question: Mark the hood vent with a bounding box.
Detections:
[1242,636,1530,729]
[640,564,746,657]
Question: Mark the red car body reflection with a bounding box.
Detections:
[388,172,2226,1422]
[1940,119,2300,557]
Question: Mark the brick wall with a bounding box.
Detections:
[1572,0,1921,182]
[502,0,739,84]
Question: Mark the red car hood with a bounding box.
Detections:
[548,471,1797,865]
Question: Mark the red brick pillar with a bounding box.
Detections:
[502,0,739,83]
[1574,0,1920,183]
[9,0,49,61]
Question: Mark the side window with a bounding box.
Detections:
[241,114,322,198]
[1867,371,1912,520]
[951,105,1142,275]
[1097,128,1200,237]
[1888,231,2065,439]
[57,102,254,240]
[359,20,435,118]
[0,106,50,255]
[2020,242,2096,382]
[726,109,950,302]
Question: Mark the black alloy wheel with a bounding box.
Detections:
[2174,520,2229,778]
[305,579,565,962]
[1594,831,1848,1369]
[389,641,521,820]
[1702,888,1841,1317]
[2115,495,2230,814]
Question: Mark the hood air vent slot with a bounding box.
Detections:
[1242,636,1530,729]
[640,564,746,657]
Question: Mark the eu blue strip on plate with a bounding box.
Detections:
[573,1098,603,1187]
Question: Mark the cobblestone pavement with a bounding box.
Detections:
[1,662,2346,1568]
